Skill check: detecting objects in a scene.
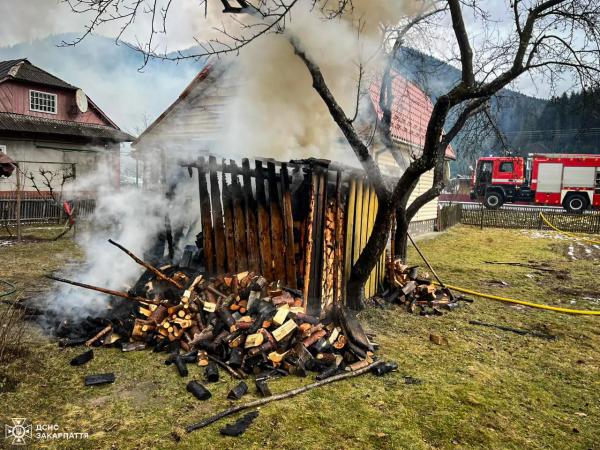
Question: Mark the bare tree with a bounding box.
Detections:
[65,0,600,308]
[22,166,76,240]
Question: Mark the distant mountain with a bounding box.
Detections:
[0,33,204,136]
[395,47,549,172]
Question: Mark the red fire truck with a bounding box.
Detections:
[470,153,600,212]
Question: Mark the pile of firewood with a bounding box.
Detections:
[50,239,383,384]
[130,269,377,379]
[383,258,469,315]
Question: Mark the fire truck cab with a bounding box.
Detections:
[471,154,600,212]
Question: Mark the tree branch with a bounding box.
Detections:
[448,0,474,86]
[289,36,388,199]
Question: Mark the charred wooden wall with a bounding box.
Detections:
[184,157,386,315]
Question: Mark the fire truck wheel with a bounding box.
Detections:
[563,193,588,214]
[483,191,503,209]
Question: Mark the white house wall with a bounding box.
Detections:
[0,137,119,194]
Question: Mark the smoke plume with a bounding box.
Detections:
[221,0,419,162]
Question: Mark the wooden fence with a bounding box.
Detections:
[0,198,96,226]
[441,202,600,233]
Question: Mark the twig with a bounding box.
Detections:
[185,360,384,433]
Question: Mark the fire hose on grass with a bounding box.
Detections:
[407,233,600,316]
[539,212,600,246]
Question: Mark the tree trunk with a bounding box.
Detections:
[346,195,393,310]
[394,211,409,262]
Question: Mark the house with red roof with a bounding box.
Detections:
[368,69,455,228]
[0,59,134,197]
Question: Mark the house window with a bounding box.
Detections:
[0,145,6,154]
[30,90,57,114]
[499,162,514,173]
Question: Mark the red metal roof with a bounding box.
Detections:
[370,71,455,160]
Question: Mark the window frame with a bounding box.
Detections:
[499,161,514,173]
[29,89,58,114]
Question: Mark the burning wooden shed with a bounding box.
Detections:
[182,156,386,315]
[133,62,453,236]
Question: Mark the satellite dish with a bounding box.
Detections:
[75,89,88,113]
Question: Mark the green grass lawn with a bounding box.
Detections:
[1,225,599,449]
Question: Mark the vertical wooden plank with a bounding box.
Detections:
[362,185,372,299]
[343,178,356,301]
[307,166,327,316]
[361,183,371,259]
[197,157,214,274]
[352,179,364,265]
[321,198,335,306]
[221,165,236,273]
[230,160,248,271]
[333,170,343,303]
[267,162,286,283]
[303,170,317,307]
[368,188,378,298]
[280,163,298,289]
[209,156,226,274]
[380,241,386,287]
[255,161,273,280]
[241,158,260,273]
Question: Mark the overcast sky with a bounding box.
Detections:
[0,0,577,99]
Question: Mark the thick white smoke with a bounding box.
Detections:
[221,0,420,162]
[44,159,198,321]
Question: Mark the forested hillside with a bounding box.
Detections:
[398,47,600,174]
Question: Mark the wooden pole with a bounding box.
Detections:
[406,232,446,289]
[108,239,184,289]
[45,275,161,306]
[15,164,22,242]
[185,360,384,433]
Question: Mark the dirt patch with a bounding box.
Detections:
[550,241,600,261]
